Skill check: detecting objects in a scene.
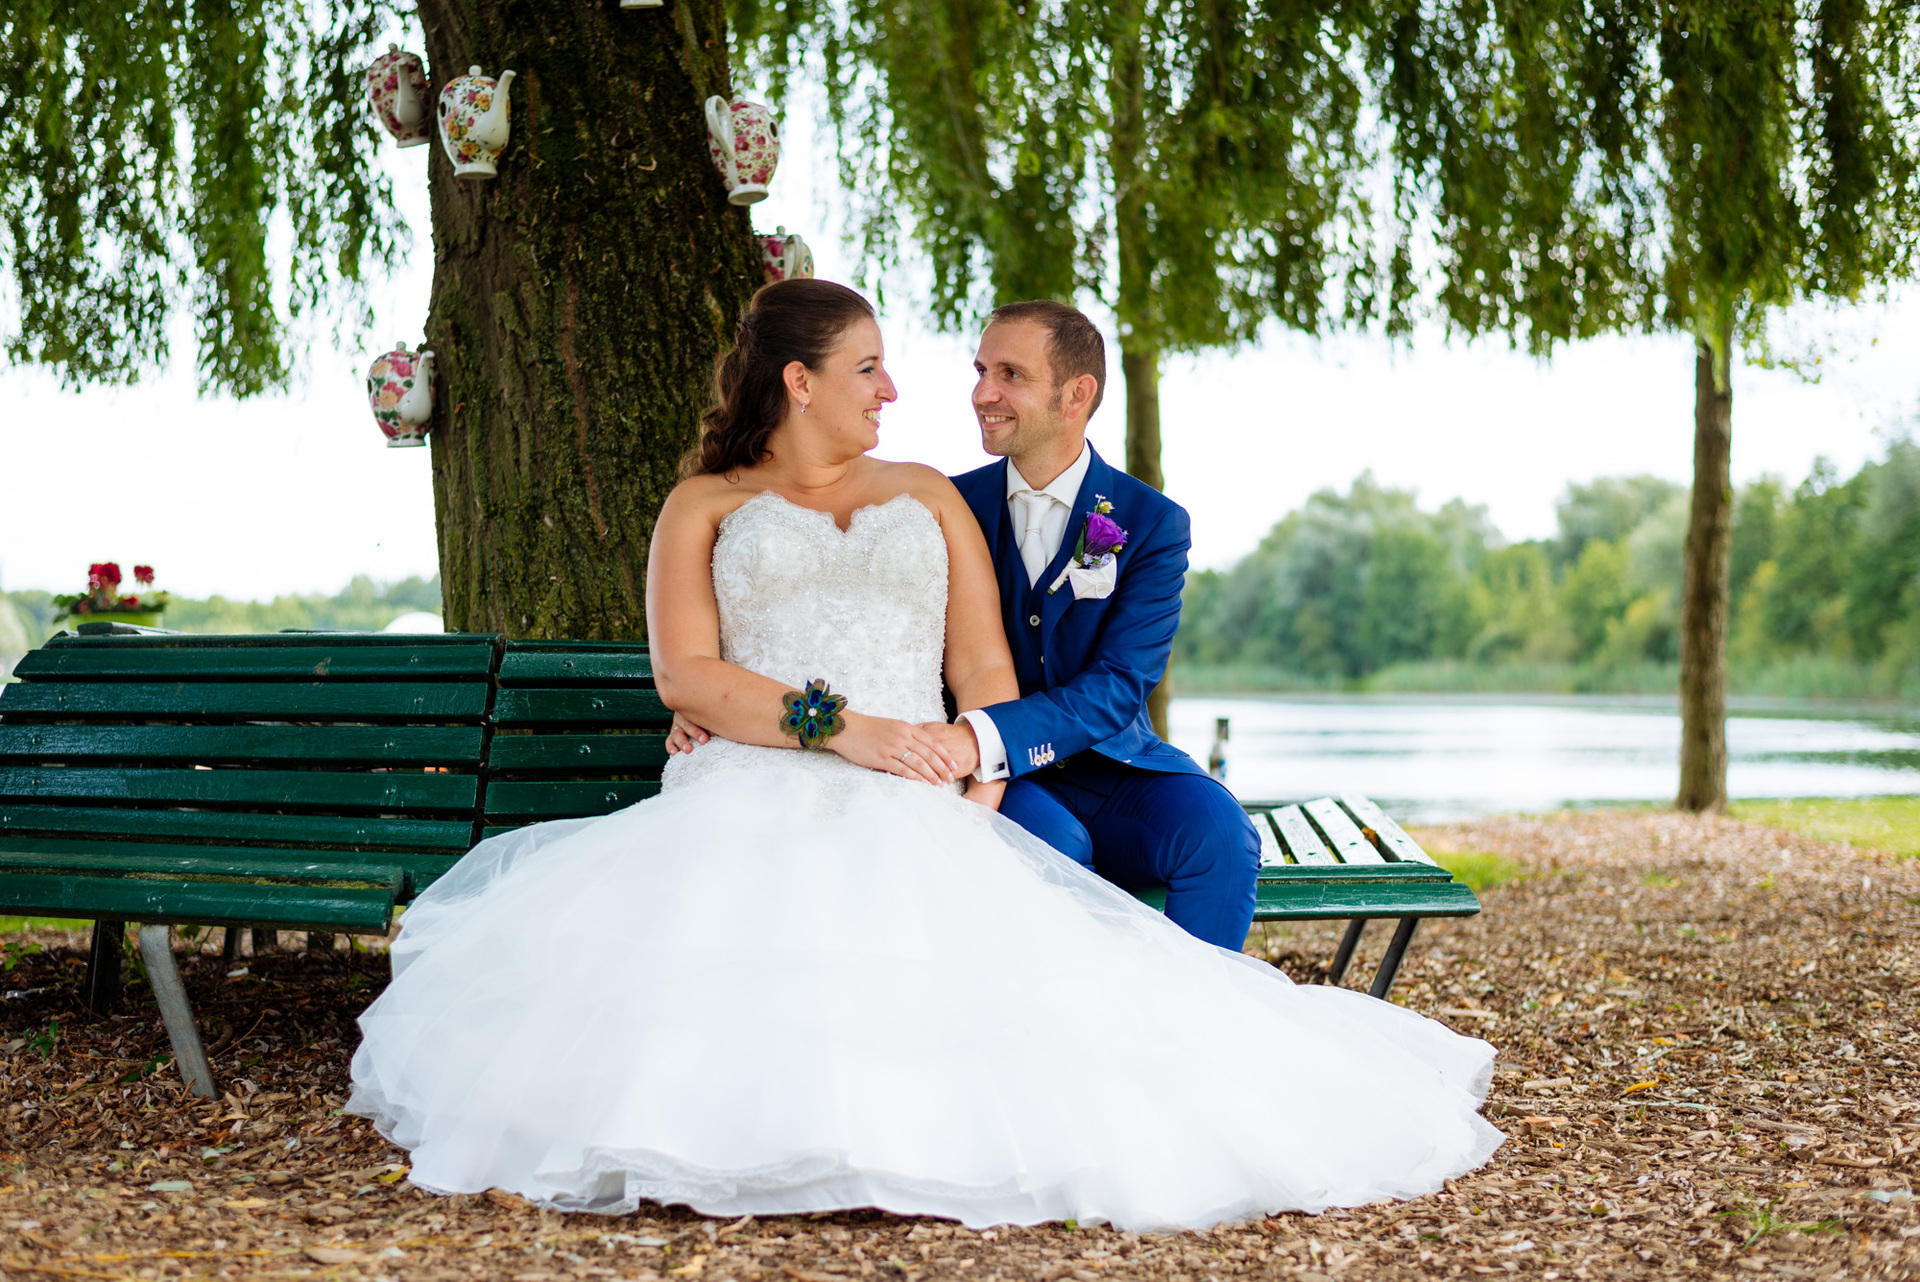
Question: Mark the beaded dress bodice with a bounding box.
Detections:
[661,491,949,792]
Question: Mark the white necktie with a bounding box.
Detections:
[1015,491,1052,587]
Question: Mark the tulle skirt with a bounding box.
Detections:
[347,746,1501,1230]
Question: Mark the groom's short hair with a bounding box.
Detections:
[987,300,1106,417]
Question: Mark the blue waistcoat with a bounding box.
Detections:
[950,447,1207,781]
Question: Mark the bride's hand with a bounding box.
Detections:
[829,712,961,785]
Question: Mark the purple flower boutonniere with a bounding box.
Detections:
[1048,496,1129,599]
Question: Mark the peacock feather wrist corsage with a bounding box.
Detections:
[780,679,848,749]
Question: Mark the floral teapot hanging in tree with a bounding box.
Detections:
[704,96,779,205]
[761,227,815,283]
[365,44,430,147]
[439,66,516,179]
[368,342,436,447]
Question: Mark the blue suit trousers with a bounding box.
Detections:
[999,755,1261,950]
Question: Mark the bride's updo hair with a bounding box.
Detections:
[691,279,877,476]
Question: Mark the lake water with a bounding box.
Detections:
[1167,695,1920,823]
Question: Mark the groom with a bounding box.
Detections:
[923,301,1260,950]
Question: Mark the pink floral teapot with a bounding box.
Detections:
[705,95,779,205]
[761,227,816,283]
[365,44,430,147]
[368,342,436,447]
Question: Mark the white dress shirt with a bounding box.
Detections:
[958,444,1093,782]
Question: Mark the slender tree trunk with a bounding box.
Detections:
[419,0,760,637]
[1109,3,1173,740]
[1677,313,1735,813]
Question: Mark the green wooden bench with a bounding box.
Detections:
[0,630,1479,1098]
[470,640,1481,999]
[0,627,497,1096]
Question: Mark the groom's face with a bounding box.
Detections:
[972,320,1070,459]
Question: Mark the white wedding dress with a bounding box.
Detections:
[347,491,1502,1230]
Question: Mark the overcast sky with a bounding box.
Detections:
[2,75,1914,601]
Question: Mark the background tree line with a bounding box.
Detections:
[1178,437,1920,699]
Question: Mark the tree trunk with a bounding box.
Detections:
[1122,343,1174,737]
[1109,3,1173,740]
[1677,314,1735,813]
[419,0,761,637]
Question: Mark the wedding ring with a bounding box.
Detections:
[901,750,917,762]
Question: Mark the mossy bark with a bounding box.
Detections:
[1677,315,1734,813]
[417,0,760,637]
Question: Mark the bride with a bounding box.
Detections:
[347,279,1502,1230]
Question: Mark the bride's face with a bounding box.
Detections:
[792,318,896,458]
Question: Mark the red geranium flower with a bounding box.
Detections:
[133,565,155,586]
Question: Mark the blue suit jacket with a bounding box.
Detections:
[951,448,1206,781]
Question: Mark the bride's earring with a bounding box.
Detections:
[801,402,810,415]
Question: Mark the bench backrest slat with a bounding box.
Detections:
[0,633,498,906]
[482,640,668,833]
[0,804,474,850]
[0,725,483,766]
[12,640,494,681]
[0,681,489,721]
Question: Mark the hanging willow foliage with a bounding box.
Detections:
[1371,0,1920,811]
[731,0,1377,355]
[0,0,406,397]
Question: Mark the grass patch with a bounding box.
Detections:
[1641,871,1684,887]
[1730,795,1920,858]
[0,916,90,933]
[1427,849,1529,894]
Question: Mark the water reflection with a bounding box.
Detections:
[1169,695,1920,823]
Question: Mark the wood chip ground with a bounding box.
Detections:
[2,809,1917,1279]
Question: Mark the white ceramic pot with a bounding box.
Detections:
[438,66,516,180]
[365,44,431,147]
[705,95,780,205]
[368,342,436,447]
[761,226,816,283]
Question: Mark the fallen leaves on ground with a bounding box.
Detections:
[1,808,1916,1279]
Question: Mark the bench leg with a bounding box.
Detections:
[137,925,217,1099]
[83,920,126,1015]
[221,928,242,964]
[1368,917,1420,1001]
[1328,918,1366,986]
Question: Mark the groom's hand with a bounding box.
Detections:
[665,711,711,755]
[916,720,981,779]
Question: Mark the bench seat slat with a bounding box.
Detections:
[0,803,474,851]
[491,688,670,726]
[13,643,495,681]
[0,725,484,766]
[1304,797,1384,864]
[0,766,477,813]
[0,681,489,721]
[1270,804,1335,864]
[487,733,669,773]
[1251,811,1288,867]
[483,779,662,819]
[0,872,396,932]
[1339,793,1437,865]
